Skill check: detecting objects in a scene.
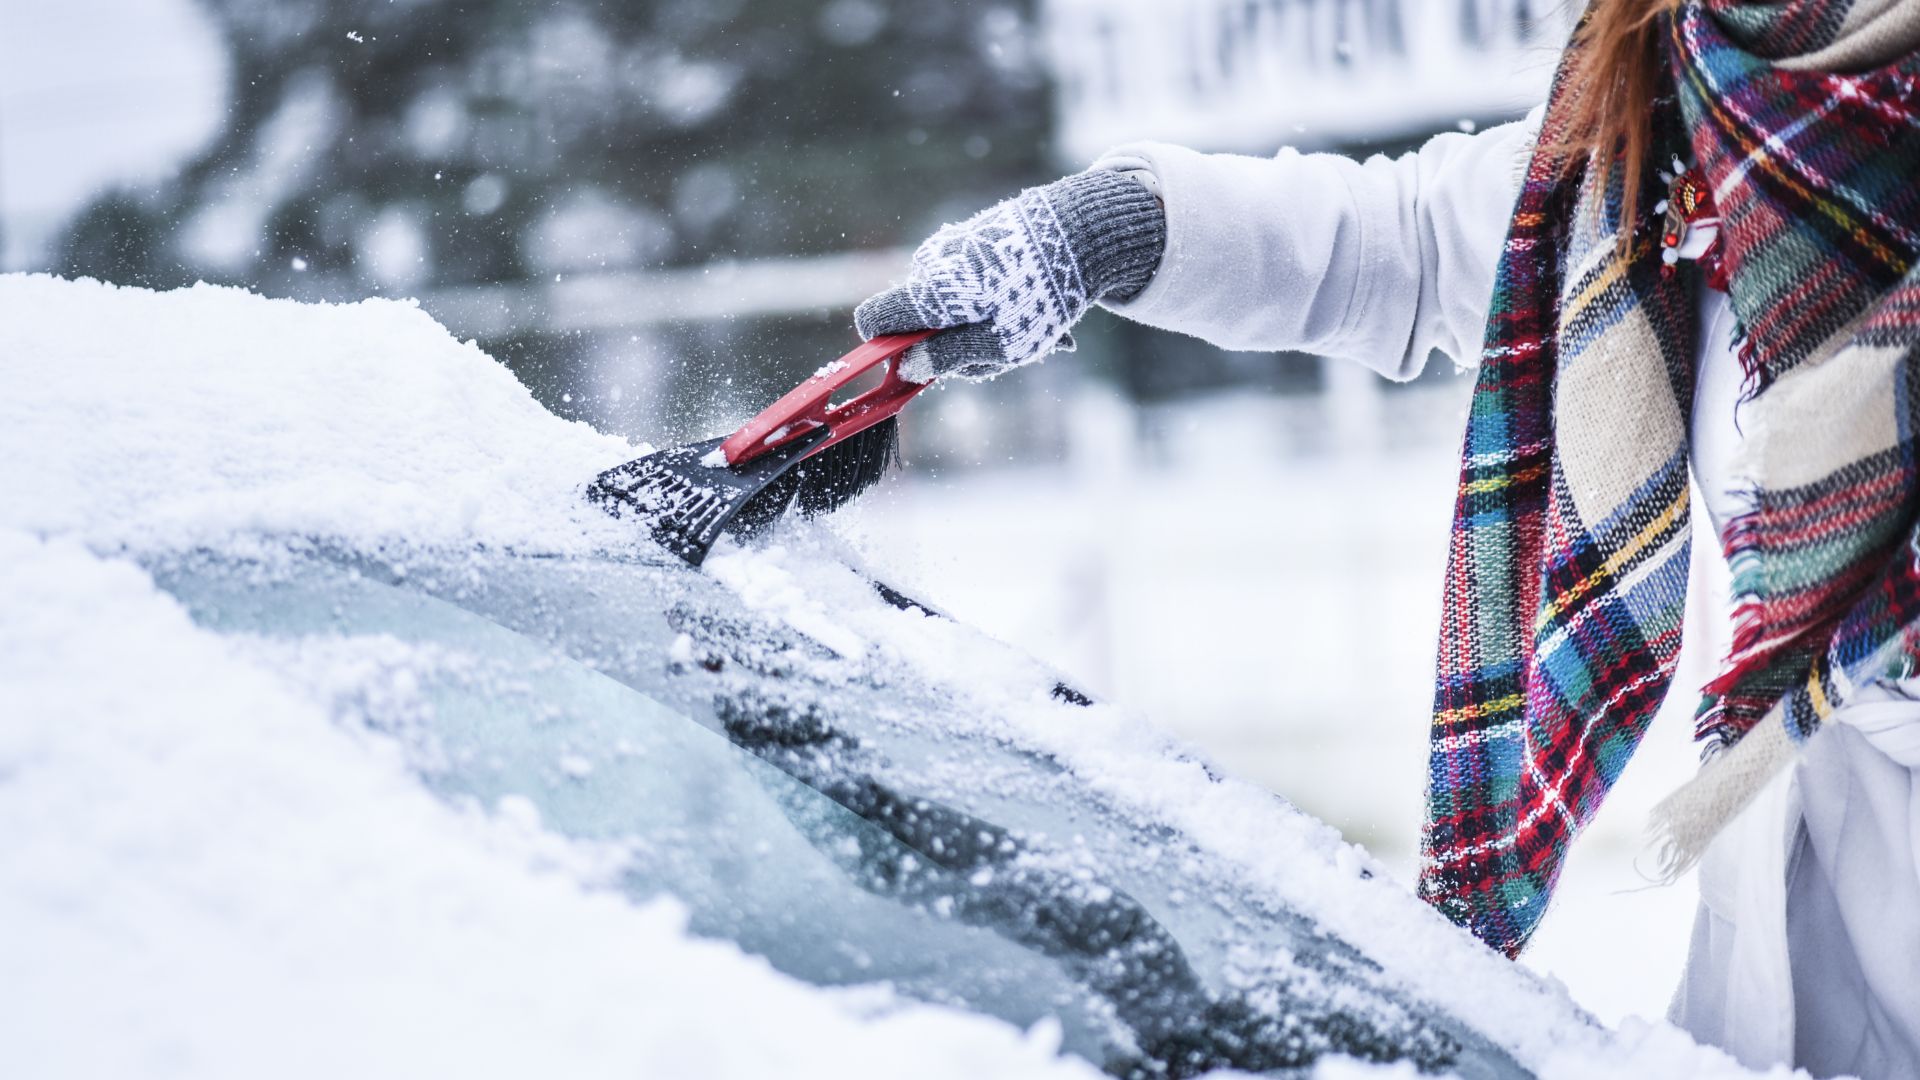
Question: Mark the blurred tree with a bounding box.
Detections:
[56,193,173,287]
[55,0,1050,298]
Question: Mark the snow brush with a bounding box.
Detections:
[589,330,938,566]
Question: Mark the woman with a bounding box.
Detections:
[855,1,1920,1076]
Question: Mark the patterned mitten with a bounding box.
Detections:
[855,169,1166,382]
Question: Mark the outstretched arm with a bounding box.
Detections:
[1098,109,1541,380]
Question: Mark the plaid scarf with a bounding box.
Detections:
[1417,0,1920,957]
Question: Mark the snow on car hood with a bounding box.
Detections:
[0,274,638,553]
[0,275,1769,1079]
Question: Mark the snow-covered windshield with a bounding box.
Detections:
[147,543,1511,1077]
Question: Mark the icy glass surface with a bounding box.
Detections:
[148,545,1525,1079]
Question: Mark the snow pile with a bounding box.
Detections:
[0,275,637,552]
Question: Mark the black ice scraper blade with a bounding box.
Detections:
[588,330,935,567]
[588,427,827,565]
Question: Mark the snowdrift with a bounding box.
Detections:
[0,275,1768,1079]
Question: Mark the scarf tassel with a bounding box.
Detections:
[1647,715,1798,881]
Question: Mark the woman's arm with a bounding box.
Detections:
[1097,109,1542,380]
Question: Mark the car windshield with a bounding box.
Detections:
[147,543,1525,1079]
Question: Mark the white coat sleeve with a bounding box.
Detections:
[1093,108,1543,381]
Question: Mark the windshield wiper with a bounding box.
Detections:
[715,687,1463,1079]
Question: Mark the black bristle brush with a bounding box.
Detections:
[587,330,934,566]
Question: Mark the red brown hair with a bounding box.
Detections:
[1553,0,1684,239]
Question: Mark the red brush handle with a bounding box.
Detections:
[720,330,938,467]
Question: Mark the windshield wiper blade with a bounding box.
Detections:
[715,688,1464,1079]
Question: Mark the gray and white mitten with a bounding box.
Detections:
[855,169,1166,383]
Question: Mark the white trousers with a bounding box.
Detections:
[1670,683,1920,1079]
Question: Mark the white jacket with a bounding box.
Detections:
[1090,121,1920,1078]
[1095,113,1542,382]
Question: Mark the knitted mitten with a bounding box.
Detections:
[854,169,1166,382]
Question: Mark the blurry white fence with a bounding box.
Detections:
[419,247,910,339]
[1045,0,1574,161]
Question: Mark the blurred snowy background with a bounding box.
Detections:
[1,0,1709,1027]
